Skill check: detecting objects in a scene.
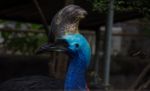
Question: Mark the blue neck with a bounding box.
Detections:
[63,34,91,91]
[64,56,88,91]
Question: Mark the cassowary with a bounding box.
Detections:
[0,5,91,91]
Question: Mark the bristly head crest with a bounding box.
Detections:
[48,5,87,42]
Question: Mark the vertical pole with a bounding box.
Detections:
[33,0,49,36]
[94,28,101,84]
[103,0,115,90]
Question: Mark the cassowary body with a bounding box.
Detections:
[0,5,91,91]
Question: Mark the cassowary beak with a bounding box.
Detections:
[36,39,68,55]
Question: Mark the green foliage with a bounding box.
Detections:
[0,19,47,55]
[31,23,42,30]
[87,0,150,17]
[91,0,108,12]
[1,32,47,55]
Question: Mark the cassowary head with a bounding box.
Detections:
[36,5,89,58]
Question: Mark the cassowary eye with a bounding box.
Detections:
[75,43,79,48]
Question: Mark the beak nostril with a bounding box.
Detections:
[55,39,69,47]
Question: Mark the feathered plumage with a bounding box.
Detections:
[48,4,87,42]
